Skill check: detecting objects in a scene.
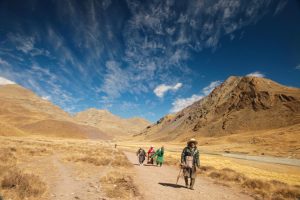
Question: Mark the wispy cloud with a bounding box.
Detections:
[99,61,129,99]
[295,64,300,70]
[0,60,76,112]
[154,83,182,98]
[202,81,222,96]
[170,80,221,113]
[246,71,265,78]
[6,33,50,57]
[0,0,284,117]
[171,94,203,113]
[98,0,280,100]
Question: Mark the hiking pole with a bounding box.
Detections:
[176,167,182,185]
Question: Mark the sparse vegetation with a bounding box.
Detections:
[0,137,48,200]
[0,136,139,200]
[163,154,300,200]
[117,142,300,200]
[100,171,140,199]
[1,169,46,199]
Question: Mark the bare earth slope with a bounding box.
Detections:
[0,84,110,139]
[138,76,300,142]
[74,108,150,136]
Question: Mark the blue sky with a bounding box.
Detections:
[0,0,299,122]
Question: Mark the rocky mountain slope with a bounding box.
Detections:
[0,84,110,139]
[74,108,150,136]
[138,76,300,141]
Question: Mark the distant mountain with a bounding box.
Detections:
[0,84,110,139]
[74,108,150,137]
[138,76,300,141]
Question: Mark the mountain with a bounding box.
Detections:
[137,76,300,141]
[74,108,150,137]
[0,84,110,139]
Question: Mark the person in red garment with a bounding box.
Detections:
[147,145,155,164]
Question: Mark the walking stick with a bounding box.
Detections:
[176,167,183,185]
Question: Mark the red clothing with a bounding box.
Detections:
[147,147,155,164]
[148,147,155,154]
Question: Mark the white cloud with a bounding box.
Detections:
[246,71,265,78]
[154,83,182,98]
[99,61,130,98]
[7,33,50,57]
[170,94,203,113]
[170,80,221,113]
[42,96,51,101]
[295,64,300,70]
[202,80,222,95]
[0,77,15,85]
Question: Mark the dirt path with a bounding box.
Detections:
[21,154,107,200]
[124,152,254,200]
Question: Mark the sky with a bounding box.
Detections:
[0,0,299,122]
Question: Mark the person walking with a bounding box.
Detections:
[152,146,164,167]
[147,145,155,164]
[181,138,200,190]
[136,147,146,166]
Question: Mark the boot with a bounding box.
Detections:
[190,178,195,190]
[184,177,189,188]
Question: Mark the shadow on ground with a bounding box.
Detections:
[159,182,186,188]
[133,164,157,167]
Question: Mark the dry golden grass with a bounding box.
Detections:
[0,137,49,200]
[1,169,46,199]
[0,136,139,200]
[100,171,140,199]
[118,141,300,200]
[64,142,132,168]
[164,154,300,200]
[62,140,136,198]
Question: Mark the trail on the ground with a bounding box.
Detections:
[124,152,254,200]
[21,154,107,200]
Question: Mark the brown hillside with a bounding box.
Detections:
[0,84,110,139]
[138,76,300,141]
[74,108,150,136]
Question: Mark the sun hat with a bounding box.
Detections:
[187,138,198,145]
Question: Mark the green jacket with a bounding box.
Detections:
[152,148,164,163]
[181,146,200,167]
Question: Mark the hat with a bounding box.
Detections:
[187,138,198,145]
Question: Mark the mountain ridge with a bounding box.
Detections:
[74,108,150,136]
[0,84,149,139]
[137,76,300,141]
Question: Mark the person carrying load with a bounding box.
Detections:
[136,147,146,166]
[181,138,200,190]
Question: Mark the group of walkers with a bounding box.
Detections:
[136,145,164,167]
[136,138,200,190]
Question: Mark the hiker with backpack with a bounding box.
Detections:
[136,147,146,166]
[181,138,200,190]
[152,146,164,167]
